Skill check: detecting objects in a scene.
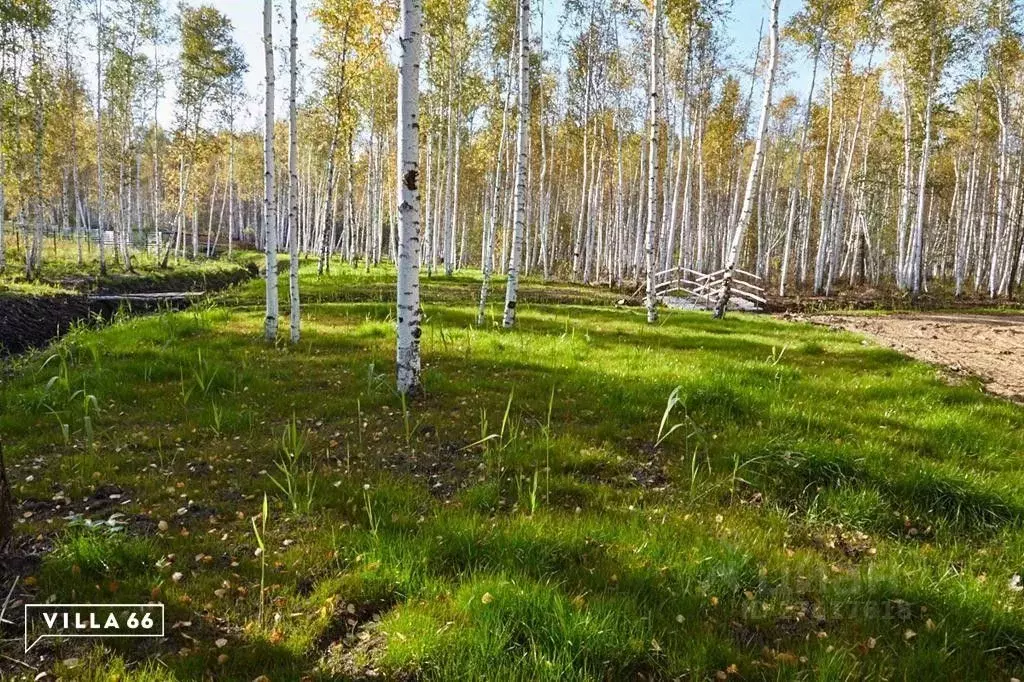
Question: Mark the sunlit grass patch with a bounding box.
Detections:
[2,264,1024,679]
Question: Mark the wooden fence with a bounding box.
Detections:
[633,267,766,310]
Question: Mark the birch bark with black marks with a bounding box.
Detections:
[263,0,279,341]
[644,0,663,324]
[396,0,423,395]
[288,0,300,343]
[502,0,530,328]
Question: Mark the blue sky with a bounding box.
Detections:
[151,0,805,126]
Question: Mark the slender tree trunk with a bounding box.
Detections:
[191,163,200,260]
[396,0,424,395]
[814,54,839,294]
[990,80,1009,298]
[27,28,44,280]
[0,39,7,273]
[96,0,107,276]
[502,0,530,328]
[713,0,779,318]
[320,116,341,275]
[288,0,301,343]
[478,54,513,325]
[571,16,594,281]
[911,44,937,299]
[897,67,913,287]
[779,42,819,296]
[152,41,162,263]
[644,0,663,324]
[443,53,457,277]
[263,0,279,341]
[450,115,463,272]
[228,125,235,258]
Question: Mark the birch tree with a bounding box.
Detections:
[888,0,959,298]
[779,2,827,296]
[501,0,530,328]
[288,0,300,343]
[96,0,107,275]
[24,2,51,281]
[176,6,245,261]
[713,0,780,318]
[263,0,278,341]
[3,0,1019,307]
[644,0,663,324]
[396,0,423,395]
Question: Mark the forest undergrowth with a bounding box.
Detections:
[1,257,1023,680]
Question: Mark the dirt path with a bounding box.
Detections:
[805,313,1024,401]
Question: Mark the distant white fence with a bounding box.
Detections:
[634,267,766,311]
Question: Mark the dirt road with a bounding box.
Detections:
[806,313,1024,401]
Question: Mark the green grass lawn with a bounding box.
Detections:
[2,259,1023,680]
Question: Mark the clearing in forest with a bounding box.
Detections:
[2,264,1024,681]
[806,312,1024,401]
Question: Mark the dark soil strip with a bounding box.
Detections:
[765,289,1024,314]
[51,261,258,296]
[0,264,256,356]
[0,293,96,355]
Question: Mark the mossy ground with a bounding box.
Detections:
[1,251,1023,680]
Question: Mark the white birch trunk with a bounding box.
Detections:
[644,0,663,324]
[896,67,913,287]
[477,55,513,325]
[96,0,107,275]
[288,0,301,343]
[396,0,424,395]
[502,0,530,328]
[911,44,937,298]
[713,0,779,318]
[990,81,1009,298]
[228,127,235,258]
[779,43,819,296]
[263,0,279,341]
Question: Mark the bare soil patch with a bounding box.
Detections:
[0,264,256,356]
[802,312,1024,400]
